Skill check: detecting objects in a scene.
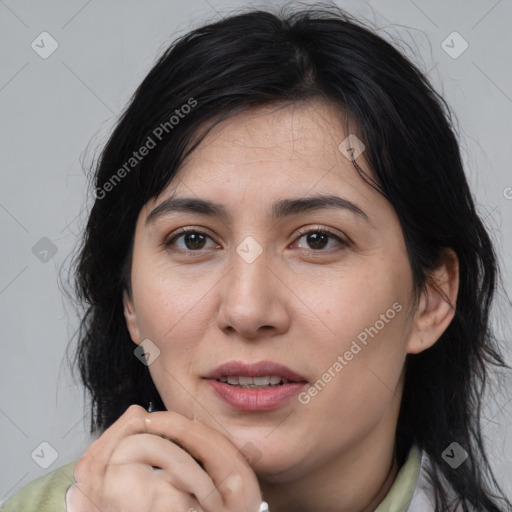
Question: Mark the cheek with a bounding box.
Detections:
[302,261,410,412]
[311,298,407,401]
[130,253,207,339]
[300,314,407,450]
[311,261,407,347]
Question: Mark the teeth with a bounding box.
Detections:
[253,376,270,386]
[217,375,291,388]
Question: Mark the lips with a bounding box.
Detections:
[204,360,308,412]
[204,360,308,383]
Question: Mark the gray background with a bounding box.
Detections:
[1,0,511,504]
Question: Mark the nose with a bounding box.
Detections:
[216,242,290,340]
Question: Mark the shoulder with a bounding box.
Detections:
[1,459,78,512]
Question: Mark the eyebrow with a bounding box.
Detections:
[145,193,371,226]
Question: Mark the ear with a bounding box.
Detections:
[407,248,459,354]
[123,290,142,345]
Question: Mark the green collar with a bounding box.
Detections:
[375,444,422,512]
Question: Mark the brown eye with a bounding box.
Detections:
[180,232,207,250]
[165,228,217,252]
[295,227,348,251]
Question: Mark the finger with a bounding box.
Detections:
[101,464,206,512]
[107,432,223,508]
[77,404,148,472]
[76,404,151,481]
[78,405,261,511]
[142,411,262,509]
[100,462,169,512]
[85,404,244,486]
[72,454,87,484]
[143,411,246,479]
[149,483,204,512]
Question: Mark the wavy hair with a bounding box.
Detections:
[68,3,511,510]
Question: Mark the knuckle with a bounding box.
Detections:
[126,403,146,416]
[120,404,148,431]
[222,470,244,496]
[125,404,147,423]
[155,483,191,510]
[72,455,87,482]
[86,438,103,459]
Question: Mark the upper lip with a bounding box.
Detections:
[204,360,308,383]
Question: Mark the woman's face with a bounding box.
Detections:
[123,99,418,481]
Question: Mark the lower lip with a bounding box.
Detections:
[207,379,307,412]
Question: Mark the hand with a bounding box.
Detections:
[65,404,263,512]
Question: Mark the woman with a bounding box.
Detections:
[2,3,510,511]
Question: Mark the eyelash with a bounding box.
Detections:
[164,225,349,256]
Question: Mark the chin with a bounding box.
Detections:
[254,457,311,484]
[231,436,308,481]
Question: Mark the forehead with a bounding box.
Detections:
[152,99,376,203]
[184,100,352,168]
[135,98,400,234]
